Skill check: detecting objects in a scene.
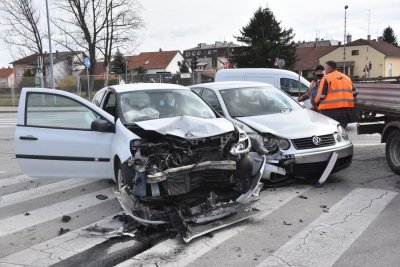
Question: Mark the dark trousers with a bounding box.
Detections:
[320,108,349,128]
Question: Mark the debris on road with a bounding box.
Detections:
[299,195,308,199]
[61,215,71,223]
[96,194,109,200]
[283,220,292,226]
[24,212,30,216]
[320,205,328,209]
[59,228,70,235]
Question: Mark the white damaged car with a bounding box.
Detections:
[190,81,353,183]
[15,84,266,242]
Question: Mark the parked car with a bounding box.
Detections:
[15,84,266,242]
[190,81,353,183]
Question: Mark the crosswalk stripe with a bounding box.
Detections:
[0,178,99,208]
[0,214,122,267]
[0,188,116,238]
[0,175,37,187]
[257,188,398,267]
[116,186,311,267]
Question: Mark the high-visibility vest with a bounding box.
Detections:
[315,70,355,110]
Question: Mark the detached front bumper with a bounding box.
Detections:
[261,143,353,179]
[293,143,353,177]
[294,143,353,164]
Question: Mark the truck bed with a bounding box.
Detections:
[354,83,400,116]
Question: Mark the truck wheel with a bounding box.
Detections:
[385,130,400,175]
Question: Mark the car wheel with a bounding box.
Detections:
[116,163,135,190]
[385,129,400,175]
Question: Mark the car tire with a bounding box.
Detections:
[116,163,135,190]
[385,129,400,175]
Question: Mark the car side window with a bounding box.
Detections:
[280,78,308,96]
[25,93,100,130]
[201,89,223,114]
[93,90,106,107]
[191,87,202,95]
[102,91,117,117]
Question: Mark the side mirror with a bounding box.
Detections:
[91,119,114,132]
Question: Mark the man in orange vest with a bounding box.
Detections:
[314,60,358,128]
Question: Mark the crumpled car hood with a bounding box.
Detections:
[235,109,339,139]
[134,116,235,138]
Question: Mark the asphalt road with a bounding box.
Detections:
[1,112,399,267]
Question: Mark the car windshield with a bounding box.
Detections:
[220,86,301,117]
[120,89,216,123]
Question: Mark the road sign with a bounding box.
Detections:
[84,57,91,69]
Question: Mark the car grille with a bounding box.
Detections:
[291,134,336,150]
[293,155,352,177]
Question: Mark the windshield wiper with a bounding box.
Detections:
[281,108,292,113]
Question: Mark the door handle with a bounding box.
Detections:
[19,135,38,141]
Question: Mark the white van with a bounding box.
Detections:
[215,68,310,98]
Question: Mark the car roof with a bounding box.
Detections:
[216,68,300,76]
[107,83,189,93]
[190,81,274,91]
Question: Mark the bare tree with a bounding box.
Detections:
[0,0,44,58]
[98,0,142,83]
[52,0,142,76]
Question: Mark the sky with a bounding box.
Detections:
[1,0,400,67]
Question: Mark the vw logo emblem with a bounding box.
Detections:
[312,136,322,146]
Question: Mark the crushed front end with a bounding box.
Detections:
[115,125,265,242]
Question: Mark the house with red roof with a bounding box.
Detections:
[126,50,184,75]
[0,67,14,88]
[319,37,400,78]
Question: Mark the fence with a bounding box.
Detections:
[0,71,216,106]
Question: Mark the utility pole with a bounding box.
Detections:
[45,0,55,89]
[343,5,348,74]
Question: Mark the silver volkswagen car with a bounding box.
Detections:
[191,81,353,183]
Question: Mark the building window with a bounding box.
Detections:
[197,51,201,56]
[192,51,196,56]
[185,52,190,57]
[207,50,212,55]
[351,50,359,56]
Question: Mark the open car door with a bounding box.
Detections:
[15,88,115,179]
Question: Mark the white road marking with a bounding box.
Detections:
[0,178,99,208]
[116,186,311,267]
[353,143,384,147]
[0,188,116,238]
[0,214,122,267]
[257,188,398,267]
[0,175,37,187]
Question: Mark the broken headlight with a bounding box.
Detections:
[263,134,290,153]
[337,125,349,141]
[230,127,251,155]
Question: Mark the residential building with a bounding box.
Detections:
[296,38,340,48]
[183,41,240,71]
[319,37,400,78]
[10,51,85,86]
[126,50,184,77]
[0,67,14,88]
[294,45,338,80]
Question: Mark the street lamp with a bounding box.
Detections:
[45,0,54,89]
[343,5,348,74]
